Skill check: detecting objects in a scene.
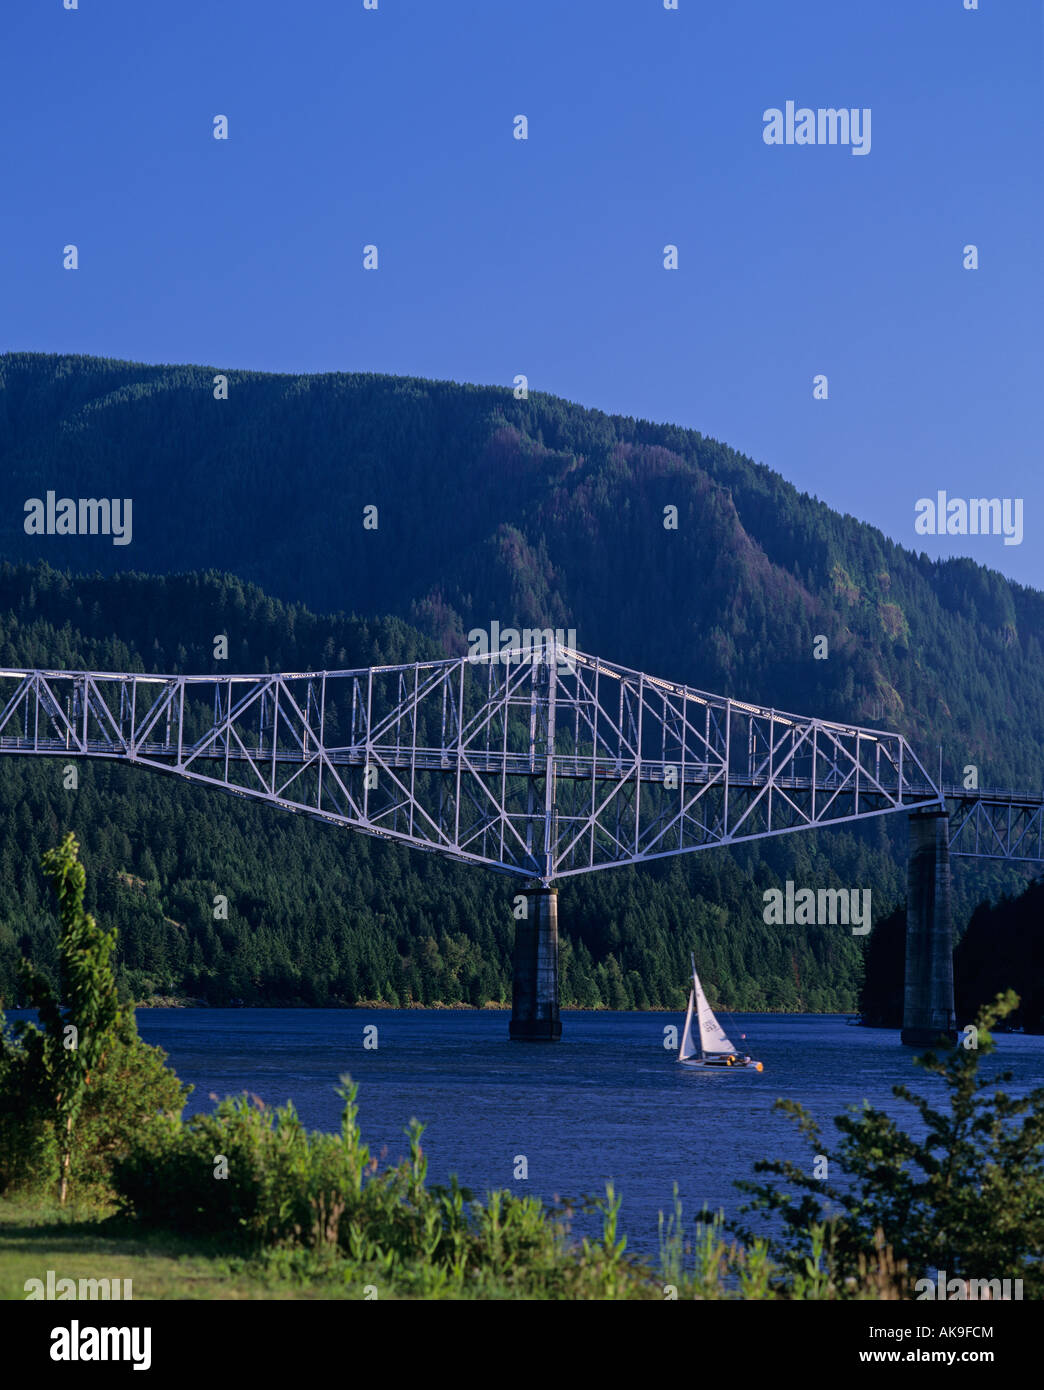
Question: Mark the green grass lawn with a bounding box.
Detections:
[0,1197,363,1300]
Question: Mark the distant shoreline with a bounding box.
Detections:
[133,995,861,1017]
[20,1002,1034,1032]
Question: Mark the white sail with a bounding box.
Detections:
[692,959,735,1054]
[678,987,698,1060]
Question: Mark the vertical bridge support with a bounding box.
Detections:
[509,885,561,1041]
[902,810,957,1046]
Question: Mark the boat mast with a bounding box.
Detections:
[691,953,704,1061]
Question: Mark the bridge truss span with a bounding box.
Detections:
[0,648,943,882]
[945,786,1044,864]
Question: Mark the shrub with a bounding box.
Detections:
[733,991,1044,1297]
[0,833,189,1202]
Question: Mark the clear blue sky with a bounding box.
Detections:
[3,0,1042,584]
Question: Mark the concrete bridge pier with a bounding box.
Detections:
[902,810,958,1046]
[509,884,561,1041]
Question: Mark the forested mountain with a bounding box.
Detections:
[0,352,1041,1018]
[0,563,920,1014]
[2,352,1043,792]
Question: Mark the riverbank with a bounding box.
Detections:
[133,995,858,1016]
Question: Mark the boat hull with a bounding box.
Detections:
[679,1055,764,1071]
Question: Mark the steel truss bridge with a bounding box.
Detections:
[1,646,1040,880]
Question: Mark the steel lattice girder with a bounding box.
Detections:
[947,795,1044,863]
[0,647,949,881]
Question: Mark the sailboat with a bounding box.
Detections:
[678,954,763,1070]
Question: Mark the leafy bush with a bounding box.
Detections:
[733,991,1044,1297]
[0,833,188,1202]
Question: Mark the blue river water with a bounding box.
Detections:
[127,1008,1044,1257]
